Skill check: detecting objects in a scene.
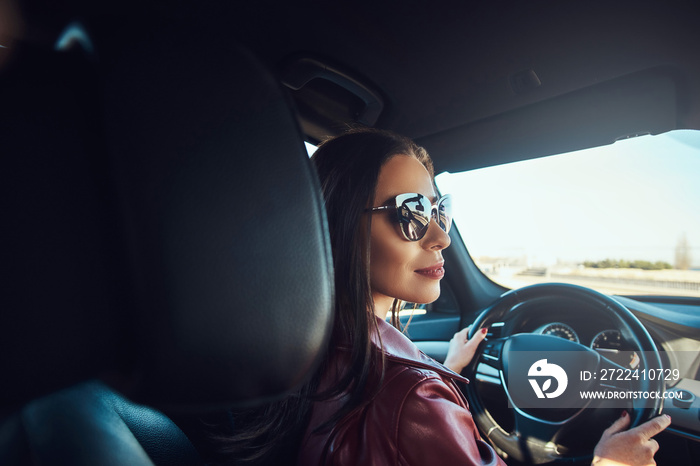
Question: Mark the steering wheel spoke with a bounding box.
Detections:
[485,410,572,464]
[480,337,506,369]
[515,410,563,442]
[473,337,506,386]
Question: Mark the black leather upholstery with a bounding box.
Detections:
[16,381,199,466]
[1,10,333,465]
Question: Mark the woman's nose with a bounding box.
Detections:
[422,218,451,250]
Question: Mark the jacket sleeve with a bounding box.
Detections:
[395,374,507,465]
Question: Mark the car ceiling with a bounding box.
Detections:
[7,0,700,173]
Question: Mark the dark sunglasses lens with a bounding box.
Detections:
[398,195,431,241]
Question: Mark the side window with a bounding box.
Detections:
[305,142,317,157]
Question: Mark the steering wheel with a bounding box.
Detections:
[463,283,663,464]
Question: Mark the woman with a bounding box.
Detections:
[220,128,670,465]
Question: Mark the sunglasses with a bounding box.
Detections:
[366,193,452,241]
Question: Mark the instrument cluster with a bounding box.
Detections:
[535,322,625,349]
[535,323,639,369]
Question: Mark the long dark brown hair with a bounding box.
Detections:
[213,127,434,464]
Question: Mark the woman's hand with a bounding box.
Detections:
[443,326,488,374]
[592,411,671,466]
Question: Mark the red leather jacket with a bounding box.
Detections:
[298,318,506,465]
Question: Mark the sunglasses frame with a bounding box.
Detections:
[366,193,452,241]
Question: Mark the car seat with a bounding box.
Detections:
[0,10,333,466]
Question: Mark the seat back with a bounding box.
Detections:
[1,11,333,465]
[97,19,334,410]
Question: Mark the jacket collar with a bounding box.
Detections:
[373,317,468,383]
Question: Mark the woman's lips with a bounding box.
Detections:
[415,264,445,279]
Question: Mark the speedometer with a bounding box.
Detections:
[591,329,623,351]
[536,322,579,343]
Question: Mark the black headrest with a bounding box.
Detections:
[1,21,333,412]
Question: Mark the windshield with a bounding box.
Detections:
[435,130,700,297]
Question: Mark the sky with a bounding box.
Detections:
[435,130,700,267]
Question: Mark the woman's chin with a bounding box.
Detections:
[401,286,441,305]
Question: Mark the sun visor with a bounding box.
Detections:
[421,69,679,173]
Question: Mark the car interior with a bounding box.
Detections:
[2,1,700,465]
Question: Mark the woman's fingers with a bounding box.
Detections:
[467,327,488,346]
[444,325,488,374]
[629,414,672,440]
[601,410,632,438]
[452,326,469,341]
[593,413,671,465]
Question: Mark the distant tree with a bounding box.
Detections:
[631,260,652,270]
[583,258,673,270]
[675,233,692,270]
